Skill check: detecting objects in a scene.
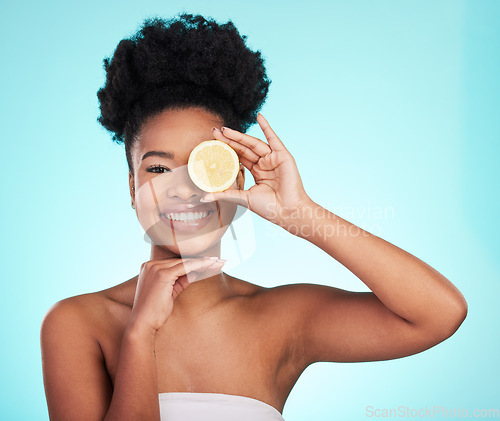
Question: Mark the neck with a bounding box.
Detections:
[145,242,233,319]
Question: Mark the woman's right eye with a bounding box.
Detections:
[146,165,172,174]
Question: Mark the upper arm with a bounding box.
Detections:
[40,297,112,421]
[284,284,455,366]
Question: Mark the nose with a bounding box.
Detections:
[165,165,203,201]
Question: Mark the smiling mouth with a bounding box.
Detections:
[160,210,214,223]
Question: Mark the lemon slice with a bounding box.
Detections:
[188,140,239,192]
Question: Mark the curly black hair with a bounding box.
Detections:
[96,13,271,172]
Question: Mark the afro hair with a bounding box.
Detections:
[96,13,271,172]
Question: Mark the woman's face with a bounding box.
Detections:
[129,107,244,257]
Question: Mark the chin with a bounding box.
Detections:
[163,237,220,258]
[145,222,230,257]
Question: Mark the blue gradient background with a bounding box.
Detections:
[1,0,498,420]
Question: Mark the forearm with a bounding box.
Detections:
[104,324,159,421]
[287,200,467,332]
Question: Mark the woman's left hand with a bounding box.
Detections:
[200,113,314,230]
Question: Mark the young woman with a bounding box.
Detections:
[40,14,467,421]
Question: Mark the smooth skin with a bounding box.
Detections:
[40,108,467,421]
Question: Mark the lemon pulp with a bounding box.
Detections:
[188,140,239,192]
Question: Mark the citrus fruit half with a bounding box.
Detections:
[187,140,239,193]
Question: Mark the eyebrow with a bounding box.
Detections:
[141,150,175,161]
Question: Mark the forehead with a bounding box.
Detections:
[134,107,223,163]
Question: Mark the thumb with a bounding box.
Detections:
[200,189,250,208]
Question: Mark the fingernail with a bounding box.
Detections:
[208,256,219,260]
[217,259,226,263]
[221,127,229,131]
[212,127,221,132]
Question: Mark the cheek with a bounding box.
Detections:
[134,180,165,238]
[135,183,161,210]
[136,181,158,211]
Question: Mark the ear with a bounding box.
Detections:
[129,171,135,204]
[236,163,245,190]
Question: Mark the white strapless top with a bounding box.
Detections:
[158,392,286,421]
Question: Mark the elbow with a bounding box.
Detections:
[437,293,468,340]
[453,294,468,331]
[409,281,468,346]
[416,291,468,343]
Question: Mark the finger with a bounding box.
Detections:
[144,256,204,270]
[144,257,189,267]
[212,128,261,163]
[239,155,257,172]
[168,274,191,298]
[169,257,225,279]
[215,126,272,158]
[257,113,287,152]
[150,257,220,277]
[154,256,220,265]
[200,191,250,208]
[214,130,260,162]
[171,280,184,297]
[175,274,191,290]
[185,259,226,283]
[171,269,206,297]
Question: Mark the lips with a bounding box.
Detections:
[159,203,216,232]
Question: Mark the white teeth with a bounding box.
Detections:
[163,211,210,222]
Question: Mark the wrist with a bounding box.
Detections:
[277,198,318,232]
[125,320,157,343]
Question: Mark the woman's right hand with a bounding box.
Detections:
[127,257,225,335]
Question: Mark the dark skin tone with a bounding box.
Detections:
[41,107,467,420]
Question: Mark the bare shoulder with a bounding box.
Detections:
[42,292,103,331]
[41,278,134,342]
[251,281,344,313]
[42,289,113,323]
[229,280,334,320]
[40,290,120,420]
[40,292,107,370]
